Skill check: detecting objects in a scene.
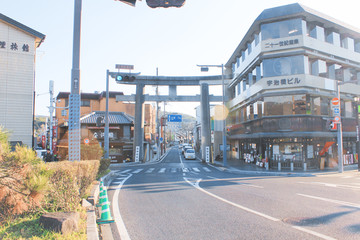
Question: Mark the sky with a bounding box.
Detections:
[2,0,360,117]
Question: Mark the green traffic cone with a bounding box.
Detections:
[96,186,107,207]
[97,197,114,224]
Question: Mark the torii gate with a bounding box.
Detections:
[107,71,230,163]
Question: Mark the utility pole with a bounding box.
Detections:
[68,0,82,161]
[156,67,160,160]
[49,80,54,154]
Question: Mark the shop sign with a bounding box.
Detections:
[93,131,114,139]
[266,77,301,87]
[0,40,30,52]
[265,38,299,49]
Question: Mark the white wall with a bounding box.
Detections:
[0,21,37,146]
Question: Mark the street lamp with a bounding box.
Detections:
[197,64,227,167]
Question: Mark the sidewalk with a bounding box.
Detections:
[210,157,359,176]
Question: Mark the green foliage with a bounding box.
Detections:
[0,128,50,220]
[45,160,100,209]
[0,212,86,240]
[97,158,111,178]
[44,168,80,212]
[80,144,104,160]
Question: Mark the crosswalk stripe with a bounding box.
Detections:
[132,169,143,174]
[120,167,213,174]
[145,168,155,173]
[203,167,211,172]
[158,168,166,173]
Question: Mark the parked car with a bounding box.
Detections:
[184,148,196,160]
[182,145,192,155]
[35,149,47,160]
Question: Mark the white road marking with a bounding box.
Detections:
[158,168,166,173]
[297,193,360,209]
[292,226,336,240]
[182,168,189,173]
[184,178,335,239]
[132,169,143,174]
[112,174,132,240]
[203,167,211,172]
[298,181,360,190]
[184,177,279,222]
[171,168,177,173]
[192,167,200,172]
[120,169,131,173]
[145,168,155,173]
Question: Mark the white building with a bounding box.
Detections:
[0,13,45,147]
[225,3,360,169]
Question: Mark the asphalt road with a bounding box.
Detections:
[106,147,360,240]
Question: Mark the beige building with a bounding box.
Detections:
[0,13,45,147]
[55,91,156,161]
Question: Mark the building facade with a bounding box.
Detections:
[225,3,360,169]
[0,13,45,147]
[55,91,156,161]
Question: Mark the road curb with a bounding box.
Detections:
[87,170,118,240]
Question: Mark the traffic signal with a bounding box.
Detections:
[146,0,185,8]
[327,119,337,131]
[114,74,136,82]
[226,127,231,136]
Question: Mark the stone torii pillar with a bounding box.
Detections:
[200,83,212,163]
[133,83,145,162]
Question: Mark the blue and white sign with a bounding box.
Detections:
[159,137,164,143]
[167,114,182,122]
[333,107,340,116]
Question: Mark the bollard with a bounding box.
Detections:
[291,162,294,171]
[278,161,281,171]
[303,162,307,172]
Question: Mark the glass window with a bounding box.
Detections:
[264,96,287,116]
[345,101,352,118]
[261,18,303,41]
[81,100,90,107]
[312,97,321,115]
[293,95,306,114]
[263,55,305,77]
[264,95,306,116]
[320,97,329,115]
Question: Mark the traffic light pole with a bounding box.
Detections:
[104,70,110,159]
[336,81,343,173]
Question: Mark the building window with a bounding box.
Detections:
[81,100,90,107]
[264,95,306,116]
[263,55,305,77]
[261,18,303,41]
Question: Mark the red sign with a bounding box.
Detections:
[331,97,339,106]
[41,135,46,149]
[334,116,341,122]
[84,138,90,145]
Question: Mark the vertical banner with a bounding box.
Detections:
[135,146,140,162]
[206,146,210,163]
